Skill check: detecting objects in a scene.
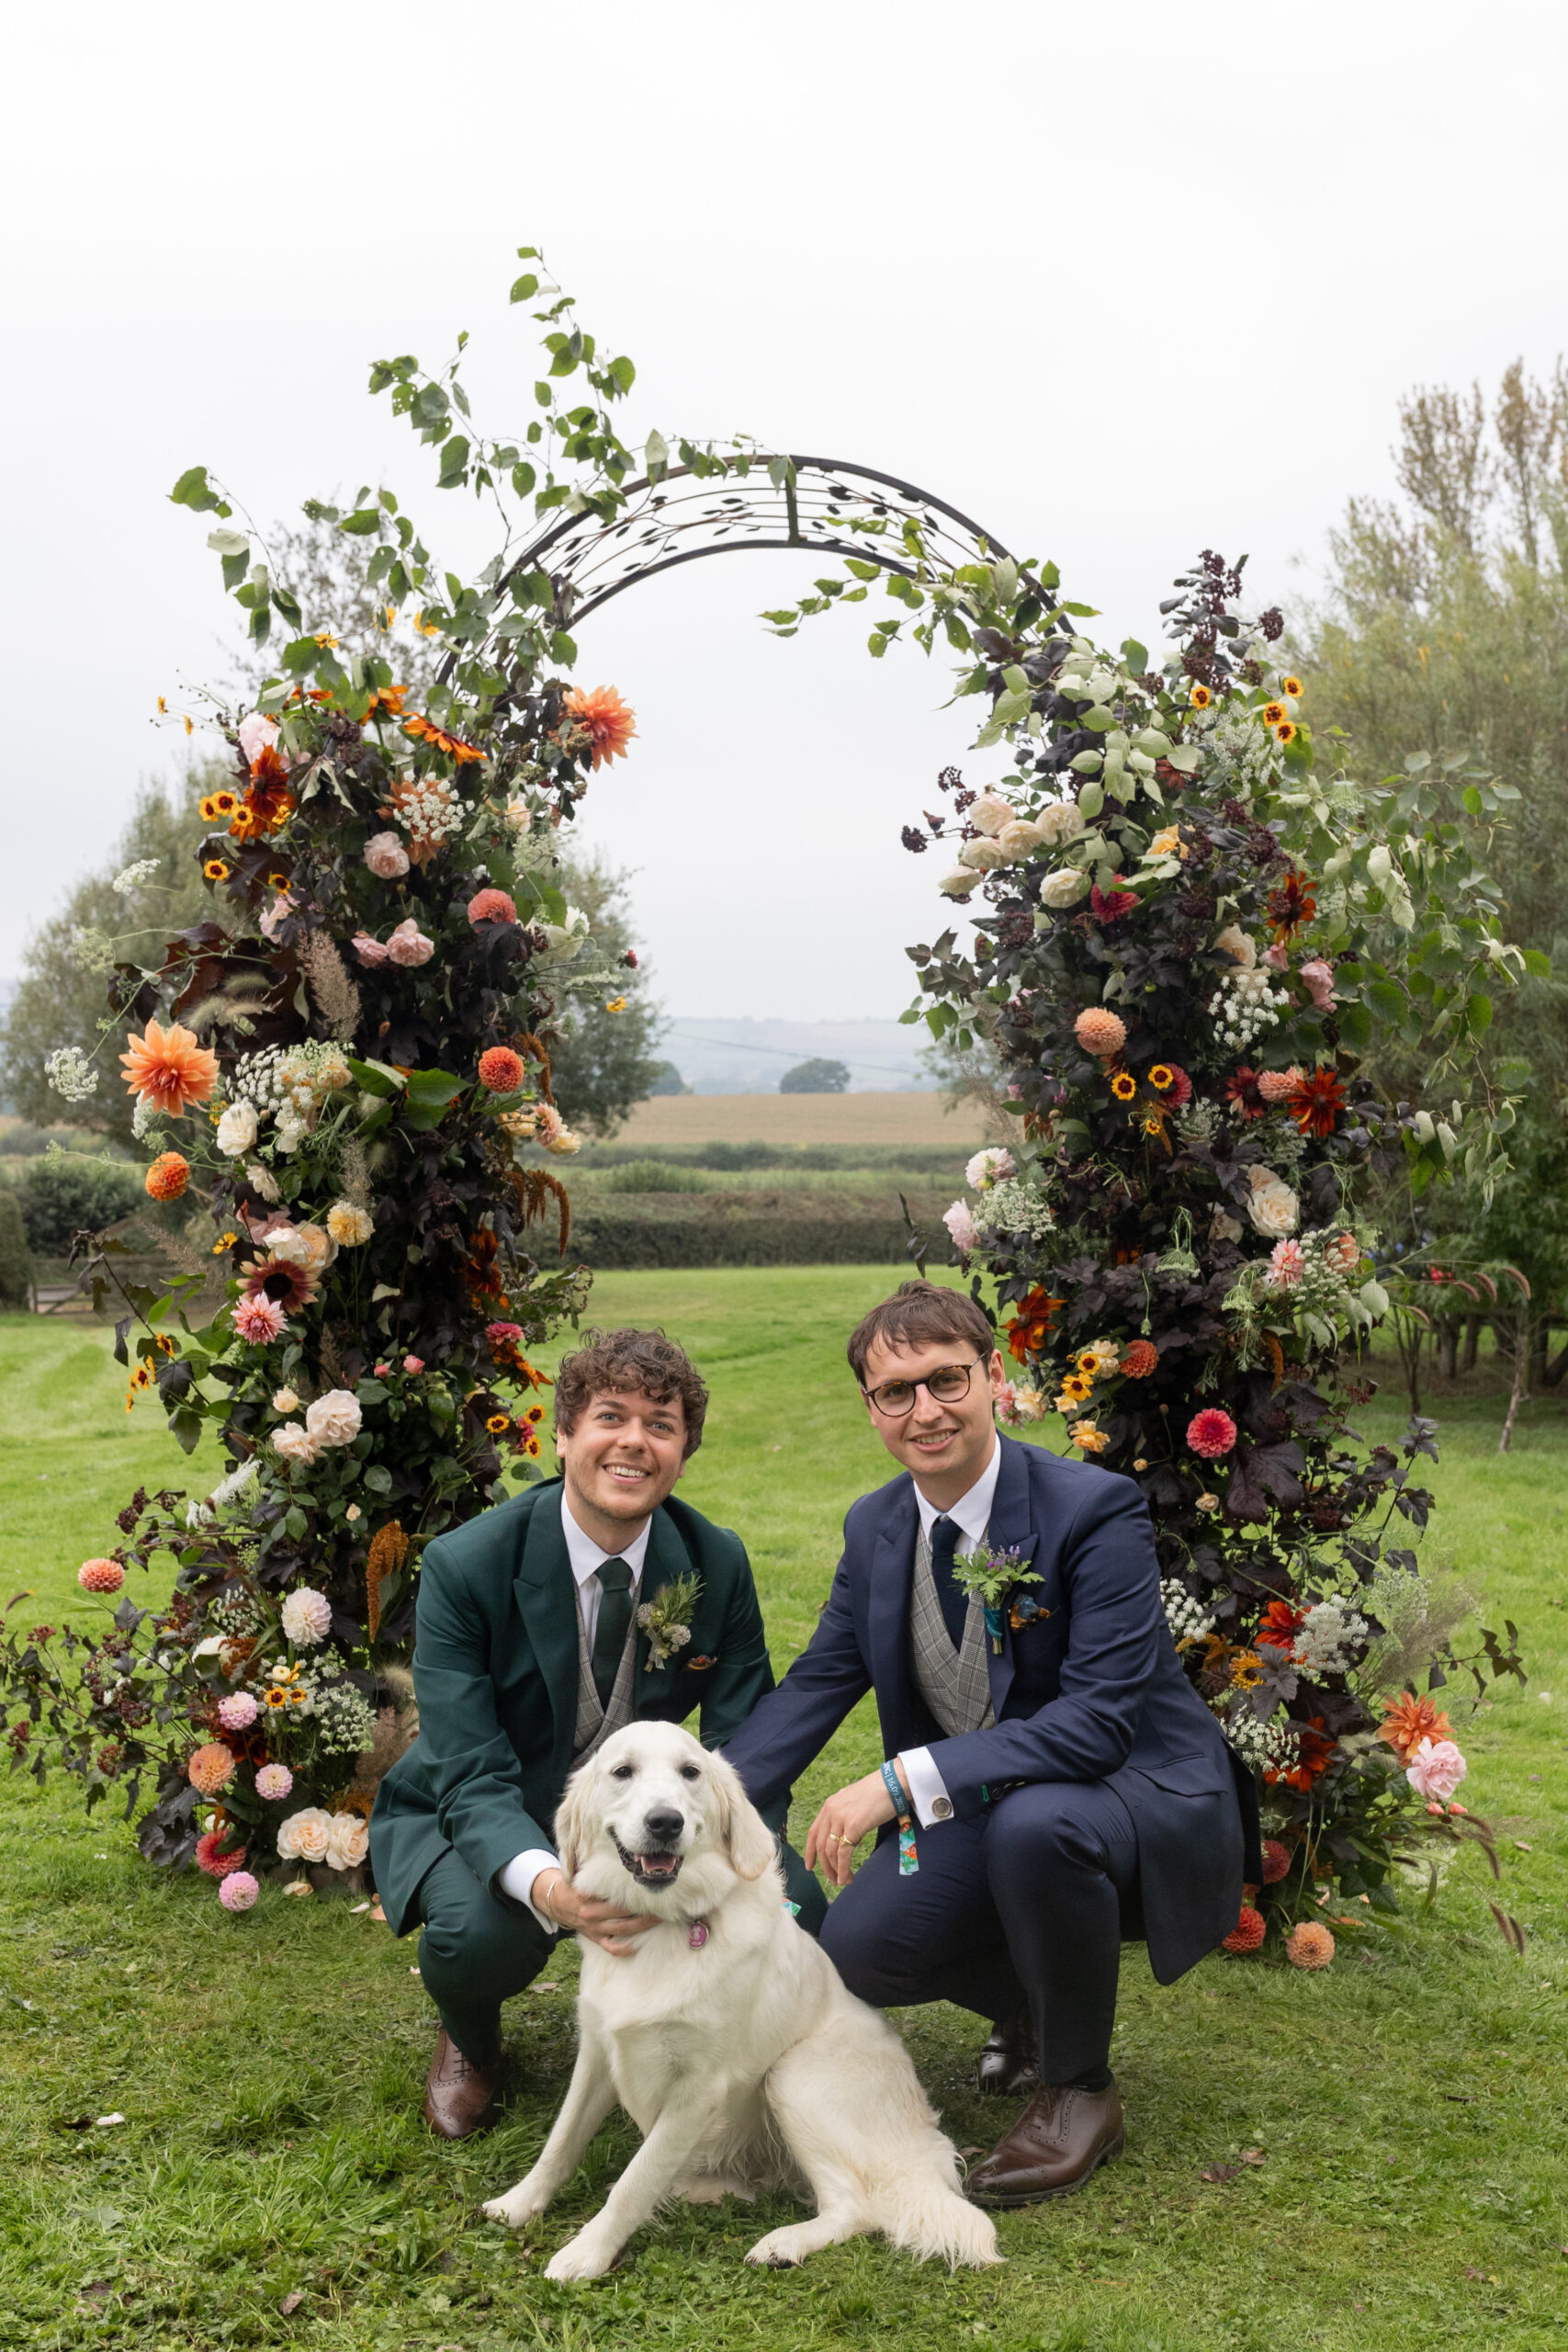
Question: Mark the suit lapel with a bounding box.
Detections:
[633,1506,690,1707]
[984,1434,1040,1717]
[513,1483,581,1791]
[868,1478,920,1736]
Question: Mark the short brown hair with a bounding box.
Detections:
[553,1327,708,1458]
[846,1280,997,1386]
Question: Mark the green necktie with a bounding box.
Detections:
[591,1558,636,1706]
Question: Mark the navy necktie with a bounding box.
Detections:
[929,1514,968,1651]
[591,1558,635,1704]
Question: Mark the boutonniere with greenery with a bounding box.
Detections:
[952,1544,1043,1653]
[637,1573,701,1670]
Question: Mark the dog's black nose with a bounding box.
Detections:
[643,1807,683,1843]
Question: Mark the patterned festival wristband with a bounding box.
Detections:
[881,1758,919,1877]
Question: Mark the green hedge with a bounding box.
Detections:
[14,1155,146,1255]
[572,1208,923,1270]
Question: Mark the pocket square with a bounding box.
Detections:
[685,1654,717,1672]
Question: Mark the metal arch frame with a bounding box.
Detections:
[496,454,1020,627]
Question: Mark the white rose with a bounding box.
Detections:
[1040,866,1089,909]
[268,1224,336,1274]
[968,792,1019,838]
[938,868,983,899]
[216,1101,258,1158]
[1210,1210,1245,1244]
[305,1389,363,1449]
[276,1806,333,1864]
[1036,801,1087,847]
[274,1114,307,1155]
[958,835,1009,872]
[1246,1167,1300,1238]
[1215,924,1258,970]
[324,1813,370,1871]
[281,1587,333,1645]
[273,1422,320,1467]
[997,819,1048,863]
[244,1158,280,1204]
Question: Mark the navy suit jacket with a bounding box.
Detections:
[726,1432,1259,1984]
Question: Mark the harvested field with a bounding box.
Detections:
[615,1089,989,1148]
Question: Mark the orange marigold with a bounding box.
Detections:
[121,1019,219,1115]
[1378,1690,1453,1764]
[144,1151,189,1203]
[561,685,637,771]
[1285,1921,1336,1971]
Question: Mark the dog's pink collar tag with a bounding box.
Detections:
[687,1920,710,1949]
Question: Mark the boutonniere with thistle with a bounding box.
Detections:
[637,1573,702,1670]
[952,1544,1045,1653]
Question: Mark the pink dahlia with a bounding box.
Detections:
[467,887,518,926]
[254,1763,294,1802]
[217,1691,259,1732]
[1187,1408,1238,1461]
[234,1295,288,1345]
[1285,1921,1335,1971]
[219,1871,261,1913]
[1074,1007,1127,1058]
[196,1829,248,1880]
[186,1742,237,1797]
[1257,1066,1305,1104]
[77,1558,126,1595]
[1266,1239,1304,1288]
[485,1321,524,1348]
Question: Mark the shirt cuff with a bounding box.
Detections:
[897,1747,954,1830]
[500,1847,562,1934]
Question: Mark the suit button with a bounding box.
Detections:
[931,1797,953,1820]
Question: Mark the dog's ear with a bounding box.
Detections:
[552,1753,599,1879]
[706,1748,778,1883]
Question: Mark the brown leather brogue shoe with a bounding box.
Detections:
[967,2077,1124,2206]
[423,2030,502,2140]
[976,2005,1039,2096]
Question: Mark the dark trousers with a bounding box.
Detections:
[412,1835,829,2066]
[819,1779,1140,2086]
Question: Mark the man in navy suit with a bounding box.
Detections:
[724,1281,1256,2205]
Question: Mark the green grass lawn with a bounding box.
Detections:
[0,1278,1565,2352]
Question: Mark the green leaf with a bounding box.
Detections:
[285,1507,308,1540]
[509,272,540,303]
[364,1464,394,1496]
[437,435,471,487]
[169,465,230,517]
[1364,979,1406,1024]
[403,1069,466,1110]
[339,509,381,537]
[608,355,636,393]
[347,1057,406,1098]
[1120,639,1149,674]
[1521,947,1551,977]
[1466,989,1494,1035]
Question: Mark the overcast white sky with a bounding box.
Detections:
[4,0,1564,1023]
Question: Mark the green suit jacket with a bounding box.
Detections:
[369,1477,784,1936]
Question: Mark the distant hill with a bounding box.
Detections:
[660,1017,932,1094]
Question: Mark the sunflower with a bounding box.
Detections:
[1273,719,1297,745]
[203,858,231,882]
[266,870,289,890]
[403,712,487,765]
[1074,1351,1100,1376]
[1230,1650,1264,1690]
[1147,1064,1176,1091]
[198,794,222,822]
[1190,684,1213,709]
[121,1018,219,1115]
[211,1232,239,1254]
[231,752,294,839]
[1260,701,1286,728]
[1280,675,1303,698]
[560,685,637,771]
[241,1255,317,1316]
[1111,1071,1138,1101]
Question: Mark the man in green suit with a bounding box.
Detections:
[370,1326,822,2138]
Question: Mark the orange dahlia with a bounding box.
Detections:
[144,1151,189,1203]
[478,1046,525,1091]
[561,685,637,770]
[1378,1690,1452,1764]
[1121,1339,1158,1378]
[1255,1599,1306,1655]
[1223,1904,1267,1954]
[121,1020,219,1115]
[403,712,487,765]
[1285,1921,1335,1971]
[1265,868,1316,943]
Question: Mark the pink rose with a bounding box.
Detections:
[402,1354,425,1374]
[364,831,411,880]
[1299,959,1337,1010]
[387,918,434,967]
[258,891,295,942]
[353,932,390,967]
[1265,943,1290,972]
[374,1361,390,1377]
[1405,1736,1467,1804]
[942,1199,980,1255]
[238,712,287,770]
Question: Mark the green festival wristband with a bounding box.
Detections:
[881,1759,919,1877]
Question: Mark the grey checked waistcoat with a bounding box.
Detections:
[571,1583,640,1762]
[909,1521,996,1739]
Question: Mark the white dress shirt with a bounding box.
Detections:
[500,1493,652,1928]
[898,1435,1001,1830]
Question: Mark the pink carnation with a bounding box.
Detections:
[1187,1408,1238,1461]
[364,831,411,879]
[353,931,390,967]
[217,1691,259,1732]
[186,1742,237,1797]
[942,1199,980,1255]
[1266,1239,1305,1288]
[467,887,518,926]
[485,1322,524,1347]
[402,1354,425,1374]
[234,1295,288,1345]
[196,1829,248,1880]
[77,1558,125,1595]
[1405,1736,1468,1804]
[387,917,434,967]
[219,1870,261,1913]
[1298,958,1337,1010]
[254,1763,294,1802]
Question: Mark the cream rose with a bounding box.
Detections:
[216,1101,258,1158]
[1040,866,1089,909]
[997,819,1048,863]
[1215,924,1258,970]
[305,1389,363,1449]
[245,1158,281,1204]
[938,868,983,899]
[273,1422,320,1468]
[1036,801,1086,847]
[967,791,1018,838]
[326,1202,374,1247]
[276,1806,333,1864]
[363,831,411,880]
[1245,1166,1300,1238]
[957,835,1009,872]
[324,1813,371,1871]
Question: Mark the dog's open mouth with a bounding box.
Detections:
[614,1836,684,1888]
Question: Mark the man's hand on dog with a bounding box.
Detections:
[536,1868,658,1956]
[805,1761,909,1887]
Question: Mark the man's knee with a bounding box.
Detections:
[987,1784,1123,1882]
[419,1865,548,1992]
[820,1878,917,1999]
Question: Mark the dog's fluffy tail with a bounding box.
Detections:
[870,2143,1002,2269]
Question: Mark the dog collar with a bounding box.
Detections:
[687,1919,710,1948]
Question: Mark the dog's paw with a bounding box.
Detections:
[481,2184,548,2230]
[544,2230,617,2282]
[744,2227,805,2267]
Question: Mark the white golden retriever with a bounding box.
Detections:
[482,1720,999,2278]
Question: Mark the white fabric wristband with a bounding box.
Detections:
[501,1848,563,1934]
[897,1747,955,1829]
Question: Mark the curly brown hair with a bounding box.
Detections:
[846,1280,996,1385]
[553,1328,708,1459]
